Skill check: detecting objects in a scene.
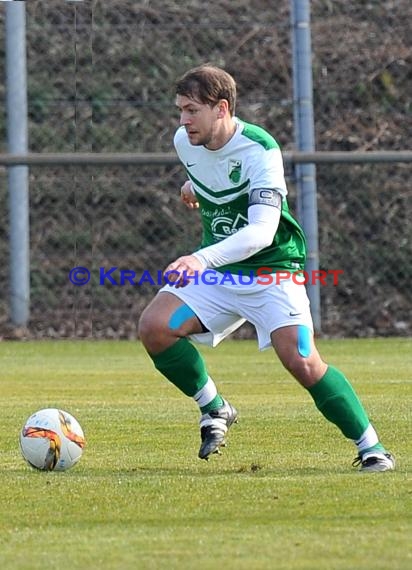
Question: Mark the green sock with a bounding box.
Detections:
[200,394,224,414]
[307,365,369,440]
[363,443,385,454]
[150,338,209,397]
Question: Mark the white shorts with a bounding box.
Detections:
[160,271,313,350]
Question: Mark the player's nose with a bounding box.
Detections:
[180,112,191,126]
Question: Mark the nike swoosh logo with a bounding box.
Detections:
[289,311,302,317]
[186,162,196,168]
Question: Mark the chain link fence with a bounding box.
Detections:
[0,1,411,338]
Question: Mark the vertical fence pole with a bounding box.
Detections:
[5,1,30,327]
[291,0,321,332]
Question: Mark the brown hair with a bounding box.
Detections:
[176,65,237,116]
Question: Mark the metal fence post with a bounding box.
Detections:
[291,0,321,332]
[5,1,30,327]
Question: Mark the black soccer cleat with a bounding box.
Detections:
[352,451,395,473]
[198,399,238,460]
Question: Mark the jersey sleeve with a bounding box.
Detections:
[248,147,288,197]
[173,126,187,163]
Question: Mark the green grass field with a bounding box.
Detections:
[0,338,411,570]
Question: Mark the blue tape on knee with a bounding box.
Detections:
[168,305,196,330]
[297,325,311,358]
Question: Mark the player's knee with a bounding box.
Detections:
[138,308,163,346]
[281,353,324,387]
[283,353,310,379]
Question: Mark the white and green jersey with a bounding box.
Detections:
[174,117,306,275]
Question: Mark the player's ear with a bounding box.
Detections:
[216,99,229,118]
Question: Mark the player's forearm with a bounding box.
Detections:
[193,206,281,269]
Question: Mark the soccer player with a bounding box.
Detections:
[138,65,394,472]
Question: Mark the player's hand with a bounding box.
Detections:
[180,181,199,209]
[164,255,205,288]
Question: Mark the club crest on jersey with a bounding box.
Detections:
[228,159,242,184]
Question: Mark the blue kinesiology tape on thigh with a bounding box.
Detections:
[168,304,196,330]
[297,324,311,358]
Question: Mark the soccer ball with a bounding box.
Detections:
[20,408,86,471]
